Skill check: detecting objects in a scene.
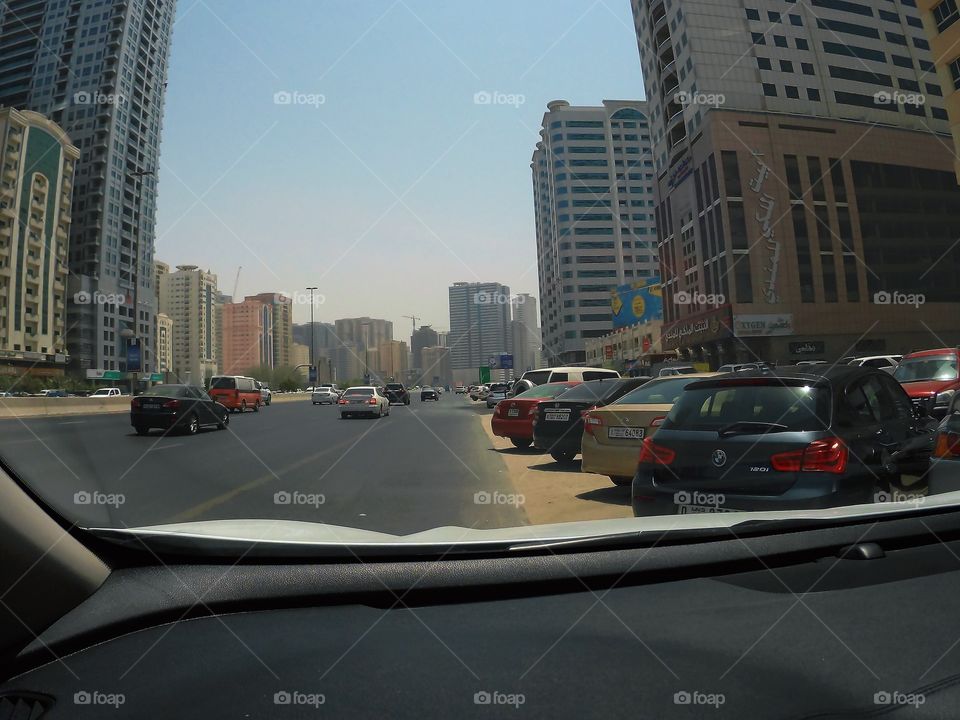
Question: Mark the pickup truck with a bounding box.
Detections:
[90,387,123,398]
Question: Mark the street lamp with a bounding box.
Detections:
[307,287,318,383]
[361,321,371,384]
[127,169,155,396]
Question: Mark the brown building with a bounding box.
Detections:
[250,293,293,368]
[221,297,273,375]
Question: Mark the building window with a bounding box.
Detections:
[763,83,777,97]
[934,0,959,33]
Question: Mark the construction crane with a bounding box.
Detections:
[232,266,242,300]
[403,315,421,332]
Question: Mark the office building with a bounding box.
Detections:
[377,339,409,379]
[510,293,541,373]
[335,317,393,349]
[0,0,177,377]
[411,325,439,372]
[221,297,274,375]
[447,282,512,370]
[158,265,219,384]
[919,0,960,181]
[250,293,293,368]
[631,0,960,364]
[0,108,78,377]
[156,312,173,375]
[421,346,451,388]
[532,100,658,364]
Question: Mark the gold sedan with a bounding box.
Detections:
[580,373,718,486]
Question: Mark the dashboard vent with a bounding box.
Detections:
[0,692,52,720]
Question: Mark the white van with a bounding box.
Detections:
[519,366,620,386]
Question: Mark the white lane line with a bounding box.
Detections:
[58,421,87,425]
[149,443,184,451]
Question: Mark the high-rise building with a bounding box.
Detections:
[631,0,960,364]
[411,325,439,371]
[436,330,449,348]
[510,294,541,373]
[158,265,219,384]
[0,108,78,378]
[293,321,337,365]
[335,317,393,350]
[221,297,274,375]
[250,293,293,368]
[0,0,177,377]
[532,100,658,364]
[156,313,173,375]
[919,0,960,182]
[421,346,451,388]
[292,342,310,380]
[377,340,409,379]
[447,282,512,370]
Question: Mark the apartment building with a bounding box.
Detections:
[221,297,274,375]
[919,0,960,181]
[447,282,512,371]
[158,265,219,384]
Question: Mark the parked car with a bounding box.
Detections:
[130,385,229,436]
[38,389,69,398]
[847,355,902,372]
[384,383,411,405]
[339,386,390,418]
[207,375,262,413]
[455,383,467,394]
[90,387,122,398]
[312,387,339,405]
[519,366,620,387]
[580,374,717,486]
[491,381,581,449]
[484,382,513,409]
[256,381,272,406]
[658,366,699,377]
[631,366,937,516]
[533,378,651,463]
[929,406,960,496]
[893,348,960,418]
[716,362,771,374]
[421,386,439,401]
[469,385,488,401]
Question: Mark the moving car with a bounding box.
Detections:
[491,381,581,449]
[207,375,262,413]
[581,374,717,485]
[130,384,229,436]
[90,387,122,398]
[455,383,467,394]
[846,355,902,372]
[894,348,960,418]
[384,383,411,405]
[469,384,488,401]
[631,366,937,516]
[421,386,439,401]
[532,378,651,463]
[256,381,272,406]
[519,366,620,386]
[339,386,390,418]
[312,387,339,405]
[484,382,513,409]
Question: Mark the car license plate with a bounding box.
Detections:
[507,407,520,417]
[678,505,737,514]
[608,426,643,440]
[545,411,570,422]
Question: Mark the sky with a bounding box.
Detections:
[155,0,647,333]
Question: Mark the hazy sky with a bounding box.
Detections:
[155,0,646,333]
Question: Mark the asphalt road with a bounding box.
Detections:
[0,395,527,534]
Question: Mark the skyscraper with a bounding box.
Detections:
[158,265,219,384]
[411,325,439,372]
[221,297,274,375]
[532,100,658,365]
[447,282,512,371]
[0,0,177,377]
[251,293,293,368]
[631,0,960,365]
[510,294,541,373]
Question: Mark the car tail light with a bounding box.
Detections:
[637,437,676,466]
[130,398,140,409]
[527,404,539,416]
[367,398,377,405]
[771,438,847,474]
[934,431,960,458]
[581,404,598,417]
[583,412,604,436]
[162,399,180,410]
[651,416,666,428]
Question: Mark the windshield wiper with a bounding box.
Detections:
[718,421,789,437]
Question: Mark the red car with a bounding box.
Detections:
[491,381,581,449]
[893,348,960,418]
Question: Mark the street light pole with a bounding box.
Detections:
[307,287,318,383]
[128,169,154,396]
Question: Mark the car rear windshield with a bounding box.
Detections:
[613,377,703,405]
[893,354,959,382]
[344,389,374,396]
[515,382,576,399]
[553,380,622,403]
[209,377,236,390]
[665,383,831,432]
[522,370,552,386]
[489,383,511,392]
[386,384,404,390]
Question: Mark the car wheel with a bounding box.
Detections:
[341,413,348,419]
[218,412,230,430]
[134,426,150,436]
[253,401,260,413]
[185,414,200,436]
[551,450,576,463]
[378,405,384,418]
[405,399,410,405]
[610,476,632,486]
[241,400,247,413]
[511,438,532,449]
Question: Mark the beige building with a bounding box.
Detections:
[377,340,409,379]
[250,293,293,368]
[421,346,451,388]
[919,0,960,182]
[156,313,174,375]
[0,108,79,377]
[158,264,219,384]
[292,342,310,380]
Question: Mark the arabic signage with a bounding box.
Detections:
[661,305,733,350]
[790,341,825,355]
[734,313,794,337]
[749,150,781,304]
[611,278,663,329]
[604,345,614,359]
[668,157,693,190]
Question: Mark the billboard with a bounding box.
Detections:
[611,278,663,329]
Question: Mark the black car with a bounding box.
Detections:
[533,378,651,463]
[384,383,411,405]
[130,384,230,436]
[421,386,438,401]
[632,366,937,516]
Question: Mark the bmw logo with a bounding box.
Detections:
[711,449,727,468]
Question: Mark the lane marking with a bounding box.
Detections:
[149,443,184,451]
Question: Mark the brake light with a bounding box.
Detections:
[651,416,666,428]
[338,398,347,404]
[367,398,377,405]
[771,438,847,474]
[583,412,604,436]
[637,437,676,465]
[527,404,539,416]
[163,399,180,410]
[934,431,960,458]
[581,404,597,417]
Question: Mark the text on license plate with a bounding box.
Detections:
[507,408,520,417]
[545,411,570,422]
[678,505,738,514]
[608,426,644,440]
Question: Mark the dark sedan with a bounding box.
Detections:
[384,382,411,405]
[632,366,937,516]
[421,386,439,401]
[533,378,651,463]
[130,384,230,436]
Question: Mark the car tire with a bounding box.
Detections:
[405,399,410,405]
[511,438,532,449]
[218,412,229,430]
[241,400,247,413]
[185,414,200,436]
[135,426,150,436]
[341,413,349,419]
[551,450,577,463]
[378,405,384,418]
[609,476,632,486]
[253,401,260,413]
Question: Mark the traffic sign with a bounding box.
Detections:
[499,354,514,370]
[103,371,122,381]
[479,367,491,384]
[308,366,318,383]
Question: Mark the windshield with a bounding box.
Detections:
[0,0,958,558]
[894,355,959,382]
